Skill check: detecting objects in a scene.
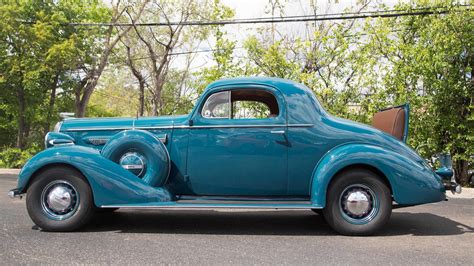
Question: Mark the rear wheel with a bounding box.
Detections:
[323,169,392,236]
[26,167,94,232]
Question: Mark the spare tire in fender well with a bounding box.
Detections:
[101,130,170,187]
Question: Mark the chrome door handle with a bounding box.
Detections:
[270,130,285,134]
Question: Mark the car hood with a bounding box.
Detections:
[59,115,189,132]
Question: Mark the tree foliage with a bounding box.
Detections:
[196,0,473,184]
[0,0,472,185]
[0,0,111,149]
[360,2,473,184]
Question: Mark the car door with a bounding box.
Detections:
[186,85,288,196]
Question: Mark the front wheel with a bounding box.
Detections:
[26,167,95,232]
[323,169,392,236]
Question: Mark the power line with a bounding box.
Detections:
[169,47,242,56]
[128,27,407,60]
[130,47,244,61]
[64,6,472,27]
[192,5,471,23]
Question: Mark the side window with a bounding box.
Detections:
[231,89,279,119]
[201,91,230,118]
[201,89,279,119]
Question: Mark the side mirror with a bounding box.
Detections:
[435,153,454,180]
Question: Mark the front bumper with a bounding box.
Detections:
[8,188,22,199]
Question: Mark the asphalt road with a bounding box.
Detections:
[1,173,473,265]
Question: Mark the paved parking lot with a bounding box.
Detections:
[1,173,473,264]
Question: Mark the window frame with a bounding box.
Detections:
[200,90,231,119]
[199,88,280,121]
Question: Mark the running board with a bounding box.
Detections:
[101,201,319,209]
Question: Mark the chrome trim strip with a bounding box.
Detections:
[48,139,74,146]
[85,138,109,145]
[121,164,144,170]
[189,124,286,129]
[84,135,167,145]
[137,126,175,130]
[270,130,285,134]
[173,125,190,129]
[287,123,313,127]
[65,126,173,132]
[65,127,133,132]
[187,123,313,129]
[177,200,312,205]
[101,203,316,209]
[65,124,313,132]
[177,195,310,201]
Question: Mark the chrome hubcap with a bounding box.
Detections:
[41,180,79,221]
[47,186,72,212]
[119,152,146,177]
[339,184,379,224]
[345,190,371,216]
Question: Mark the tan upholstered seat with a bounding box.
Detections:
[372,107,406,141]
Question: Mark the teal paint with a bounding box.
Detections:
[14,77,447,208]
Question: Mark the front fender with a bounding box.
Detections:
[17,145,174,206]
[310,143,445,207]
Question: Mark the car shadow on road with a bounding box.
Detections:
[80,210,473,236]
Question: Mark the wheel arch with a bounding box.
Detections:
[327,164,393,196]
[309,143,445,207]
[21,162,91,194]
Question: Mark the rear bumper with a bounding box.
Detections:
[7,188,22,199]
[444,181,462,194]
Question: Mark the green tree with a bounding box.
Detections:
[217,0,472,184]
[194,0,241,94]
[69,0,148,118]
[118,0,235,116]
[0,0,111,149]
[359,2,473,184]
[88,66,140,117]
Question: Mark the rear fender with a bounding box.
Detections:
[310,143,445,207]
[18,145,174,206]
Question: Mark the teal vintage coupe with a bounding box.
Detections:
[9,77,460,235]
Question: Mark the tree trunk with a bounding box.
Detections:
[454,159,469,186]
[139,80,145,116]
[74,1,149,118]
[151,73,167,116]
[126,61,146,116]
[16,86,26,149]
[129,4,187,117]
[44,74,59,136]
[75,76,99,118]
[124,44,147,116]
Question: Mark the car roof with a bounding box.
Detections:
[206,76,313,95]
